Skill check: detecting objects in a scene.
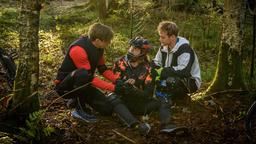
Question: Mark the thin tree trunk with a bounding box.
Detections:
[12,0,41,115]
[206,0,246,94]
[98,0,108,19]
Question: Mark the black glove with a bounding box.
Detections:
[160,67,176,80]
[149,60,160,69]
[150,68,159,79]
[149,60,160,80]
[114,79,125,94]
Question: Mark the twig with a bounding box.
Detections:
[0,82,92,119]
[204,89,249,98]
[45,82,92,111]
[196,100,215,111]
[112,129,136,144]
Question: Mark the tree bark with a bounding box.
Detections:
[206,0,246,94]
[98,0,108,19]
[12,0,41,115]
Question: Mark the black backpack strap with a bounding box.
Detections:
[160,46,167,67]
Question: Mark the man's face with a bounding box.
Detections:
[94,39,111,49]
[129,46,141,56]
[158,30,175,47]
[128,46,144,66]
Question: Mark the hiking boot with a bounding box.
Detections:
[160,124,188,135]
[71,108,98,123]
[136,123,151,135]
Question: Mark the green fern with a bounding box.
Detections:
[17,110,55,144]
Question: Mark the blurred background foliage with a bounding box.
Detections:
[0,0,255,90]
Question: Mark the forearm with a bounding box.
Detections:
[91,77,115,92]
[102,69,119,82]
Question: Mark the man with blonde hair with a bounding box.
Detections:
[151,21,201,133]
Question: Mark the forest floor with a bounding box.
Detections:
[0,72,252,144]
[38,87,251,144]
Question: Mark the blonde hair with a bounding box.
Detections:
[157,21,179,37]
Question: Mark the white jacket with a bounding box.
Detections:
[153,36,201,89]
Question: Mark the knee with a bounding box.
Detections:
[72,68,93,83]
[73,68,90,77]
[165,76,185,93]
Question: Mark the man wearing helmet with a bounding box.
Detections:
[112,36,183,135]
[151,21,201,133]
[112,36,158,115]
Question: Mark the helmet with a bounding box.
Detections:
[129,36,151,52]
[127,37,151,62]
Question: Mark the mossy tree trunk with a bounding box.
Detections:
[12,0,42,116]
[206,0,246,94]
[89,0,108,20]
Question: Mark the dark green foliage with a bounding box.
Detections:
[0,8,19,49]
[0,8,18,29]
[17,110,55,144]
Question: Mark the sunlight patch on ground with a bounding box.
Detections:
[191,91,205,101]
[39,30,63,90]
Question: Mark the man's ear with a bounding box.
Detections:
[169,35,176,39]
[94,38,101,43]
[169,35,177,42]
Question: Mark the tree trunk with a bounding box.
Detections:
[98,0,108,19]
[206,0,246,94]
[89,0,108,20]
[12,0,41,116]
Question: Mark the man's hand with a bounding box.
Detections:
[124,78,136,85]
[160,67,176,80]
[150,68,158,78]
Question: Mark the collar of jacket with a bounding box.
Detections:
[160,36,190,53]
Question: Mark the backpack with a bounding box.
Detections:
[0,48,16,88]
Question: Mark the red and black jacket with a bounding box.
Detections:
[113,55,155,100]
[56,36,118,91]
[56,36,103,81]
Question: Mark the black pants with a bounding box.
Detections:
[122,93,172,126]
[122,97,161,115]
[54,68,113,115]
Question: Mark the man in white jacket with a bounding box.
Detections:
[151,21,201,133]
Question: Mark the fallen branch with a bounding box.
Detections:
[112,129,136,144]
[45,82,92,111]
[204,89,249,99]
